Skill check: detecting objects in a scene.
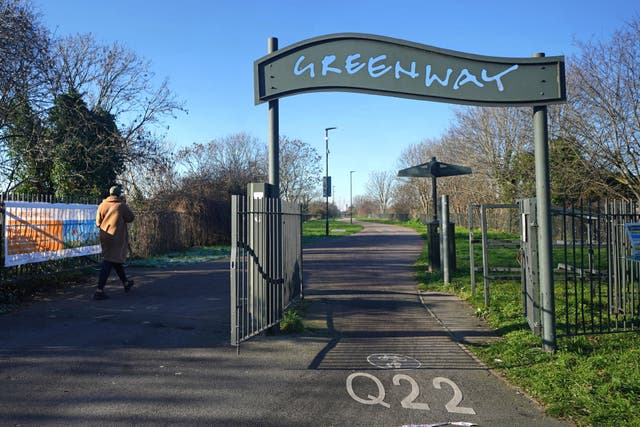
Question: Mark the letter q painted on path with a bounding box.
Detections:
[254,33,566,107]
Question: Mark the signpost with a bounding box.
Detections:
[255,33,565,107]
[255,33,566,350]
[398,157,472,222]
[398,157,472,275]
[324,127,336,236]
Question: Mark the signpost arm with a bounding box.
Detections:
[533,53,556,352]
[268,37,280,196]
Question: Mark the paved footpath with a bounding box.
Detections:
[0,221,570,426]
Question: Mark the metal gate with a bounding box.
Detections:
[518,199,541,335]
[468,203,520,306]
[519,198,640,337]
[230,192,303,347]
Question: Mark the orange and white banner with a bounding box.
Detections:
[3,201,100,267]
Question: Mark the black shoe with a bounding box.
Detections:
[93,291,109,300]
[124,280,134,293]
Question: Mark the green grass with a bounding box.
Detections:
[409,224,640,427]
[129,246,230,268]
[280,300,307,333]
[357,216,427,233]
[302,218,363,243]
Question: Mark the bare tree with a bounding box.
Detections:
[395,135,491,219]
[279,136,322,207]
[563,17,640,201]
[175,132,267,199]
[122,148,178,202]
[448,106,532,203]
[390,180,419,215]
[0,4,184,193]
[365,170,396,214]
[0,0,50,119]
[49,33,185,169]
[396,138,439,215]
[0,0,51,192]
[352,195,377,217]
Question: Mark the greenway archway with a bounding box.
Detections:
[254,33,566,350]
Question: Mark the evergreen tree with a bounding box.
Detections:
[46,89,124,198]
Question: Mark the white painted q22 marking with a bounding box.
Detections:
[433,377,476,415]
[346,373,476,415]
[346,373,391,408]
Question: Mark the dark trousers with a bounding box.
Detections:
[98,260,128,289]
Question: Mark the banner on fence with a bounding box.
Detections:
[3,201,100,267]
[624,222,640,261]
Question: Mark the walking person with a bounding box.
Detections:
[93,185,135,300]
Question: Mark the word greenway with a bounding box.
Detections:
[346,372,476,414]
[294,54,519,93]
[255,33,566,106]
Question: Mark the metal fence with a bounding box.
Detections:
[230,195,303,347]
[521,198,640,338]
[1,193,101,285]
[468,204,521,306]
[2,192,234,286]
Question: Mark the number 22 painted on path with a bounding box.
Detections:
[346,373,476,415]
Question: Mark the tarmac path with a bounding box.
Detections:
[0,221,570,426]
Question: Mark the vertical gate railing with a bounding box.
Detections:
[468,203,520,305]
[519,198,640,338]
[519,199,542,335]
[230,194,303,347]
[554,200,640,336]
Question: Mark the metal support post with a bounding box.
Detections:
[350,170,355,224]
[481,204,490,306]
[268,37,279,197]
[324,127,336,236]
[441,195,450,284]
[469,205,476,295]
[431,175,437,223]
[533,51,556,351]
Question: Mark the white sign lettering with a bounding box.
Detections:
[256,33,567,106]
[346,54,365,74]
[293,54,519,92]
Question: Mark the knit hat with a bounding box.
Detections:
[109,185,122,197]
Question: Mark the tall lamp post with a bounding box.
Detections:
[324,127,336,236]
[349,170,355,224]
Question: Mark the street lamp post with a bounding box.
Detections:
[350,170,355,224]
[324,127,336,236]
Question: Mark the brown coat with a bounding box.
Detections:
[96,195,135,263]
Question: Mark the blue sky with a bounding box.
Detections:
[35,0,637,207]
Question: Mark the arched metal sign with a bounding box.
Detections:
[254,33,566,106]
[253,33,564,351]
